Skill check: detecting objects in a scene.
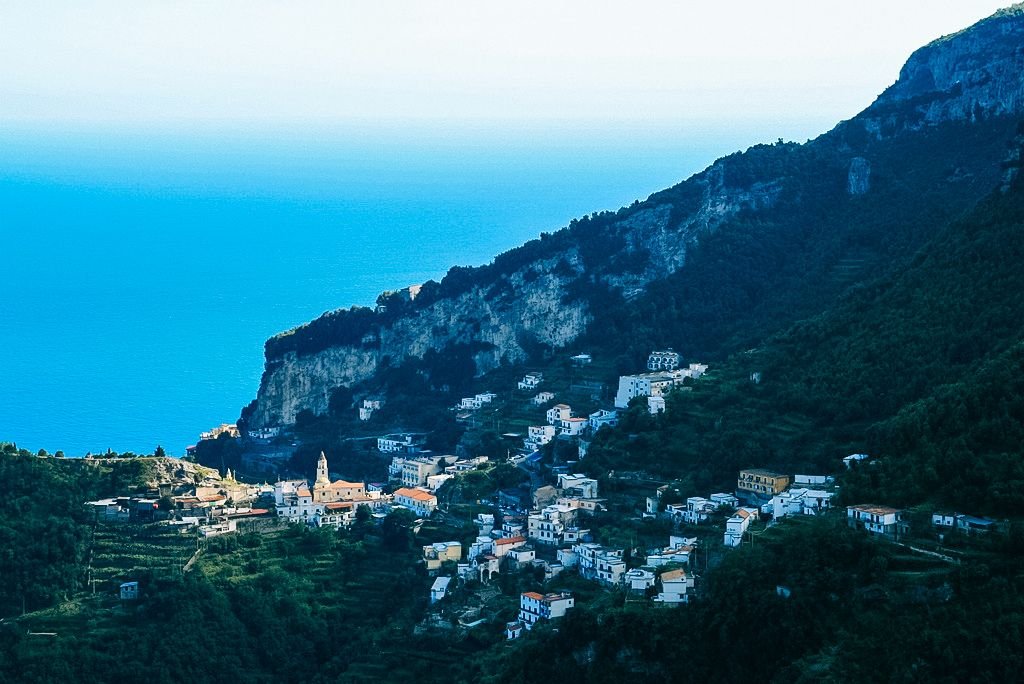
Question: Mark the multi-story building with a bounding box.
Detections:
[847,504,902,537]
[614,371,685,409]
[557,473,599,499]
[423,541,462,572]
[518,373,543,390]
[654,569,693,605]
[724,508,756,547]
[573,542,626,586]
[393,487,438,517]
[525,424,557,450]
[647,349,681,371]
[736,469,791,502]
[398,455,448,488]
[546,404,572,425]
[378,433,426,454]
[531,391,555,406]
[559,417,588,436]
[588,409,619,431]
[528,503,579,545]
[518,591,575,630]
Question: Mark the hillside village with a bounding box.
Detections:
[85,348,1002,641]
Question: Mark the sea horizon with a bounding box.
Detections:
[0,118,831,456]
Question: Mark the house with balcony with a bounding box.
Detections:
[546,404,572,425]
[518,373,543,390]
[847,504,903,538]
[736,468,791,504]
[647,349,681,371]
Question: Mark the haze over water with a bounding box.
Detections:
[1,121,826,456]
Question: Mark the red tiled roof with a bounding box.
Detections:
[394,487,436,502]
[522,591,544,600]
[227,509,270,518]
[494,536,527,545]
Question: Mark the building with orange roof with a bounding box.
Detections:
[654,568,694,606]
[847,504,903,538]
[518,591,574,631]
[393,487,438,516]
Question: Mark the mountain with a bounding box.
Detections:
[246,6,1024,433]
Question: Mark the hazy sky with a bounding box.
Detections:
[0,1,1014,132]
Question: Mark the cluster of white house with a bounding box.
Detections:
[613,361,709,410]
[646,469,839,548]
[524,404,619,451]
[386,453,488,492]
[358,398,383,421]
[454,391,498,411]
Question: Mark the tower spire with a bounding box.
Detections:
[315,451,330,486]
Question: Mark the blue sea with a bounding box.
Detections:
[0,119,827,455]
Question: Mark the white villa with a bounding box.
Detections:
[393,487,438,517]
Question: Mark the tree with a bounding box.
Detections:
[154,445,166,458]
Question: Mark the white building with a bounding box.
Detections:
[393,487,438,517]
[646,545,693,567]
[518,373,543,390]
[647,349,681,371]
[531,391,555,406]
[378,433,425,453]
[560,417,588,436]
[771,488,834,519]
[358,399,382,421]
[588,409,619,431]
[519,591,574,629]
[614,370,688,409]
[573,542,626,586]
[546,404,572,425]
[724,508,756,547]
[847,505,902,537]
[557,474,599,499]
[525,425,556,450]
[426,473,455,492]
[430,576,452,604]
[654,568,693,605]
[648,396,666,414]
[625,568,657,594]
[393,454,448,487]
[528,503,579,545]
[843,453,870,468]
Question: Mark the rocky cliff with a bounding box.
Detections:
[248,5,1024,429]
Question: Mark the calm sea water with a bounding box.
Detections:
[0,121,824,455]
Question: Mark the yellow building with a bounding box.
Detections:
[423,541,463,572]
[311,451,367,503]
[737,469,791,498]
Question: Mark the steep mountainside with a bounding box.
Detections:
[247,5,1024,429]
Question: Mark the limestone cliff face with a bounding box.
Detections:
[249,6,1024,428]
[249,157,784,427]
[864,5,1024,134]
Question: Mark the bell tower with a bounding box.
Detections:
[315,451,330,486]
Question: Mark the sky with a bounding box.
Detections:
[0,1,1014,135]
